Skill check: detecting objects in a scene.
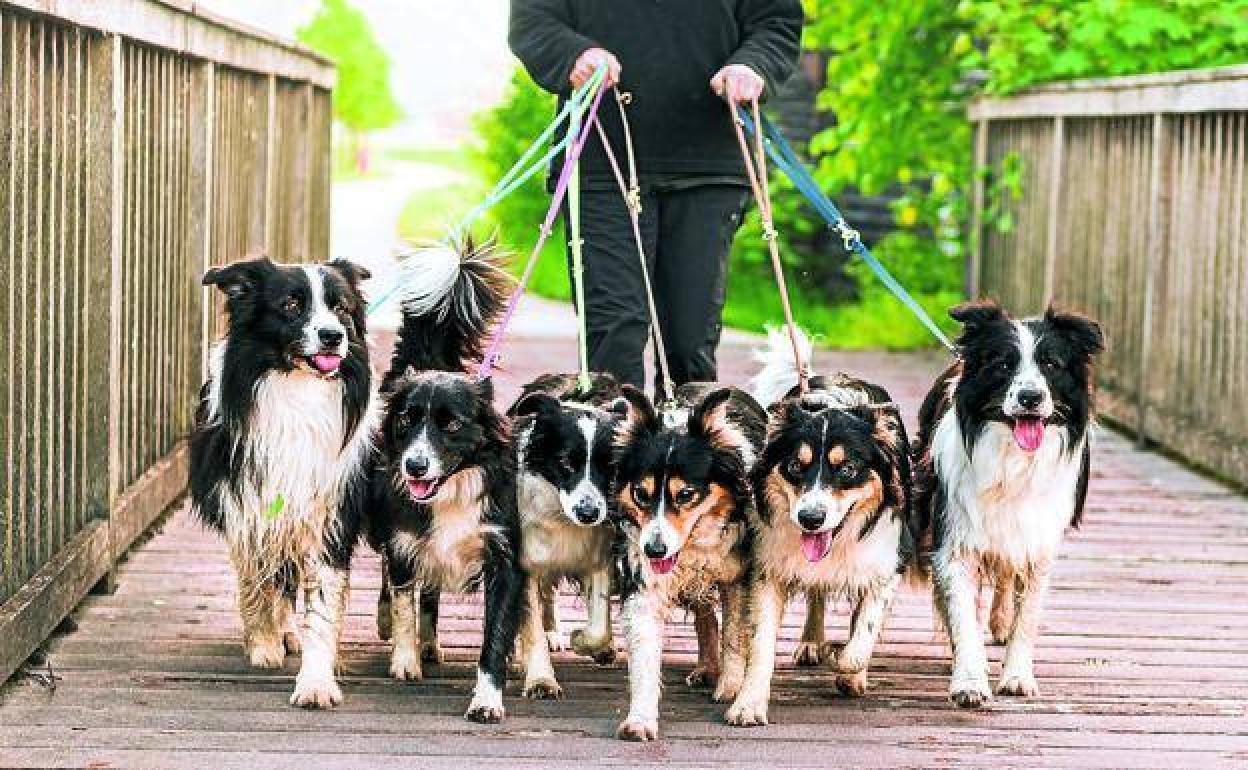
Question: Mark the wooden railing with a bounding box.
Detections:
[968,65,1248,487]
[0,0,334,682]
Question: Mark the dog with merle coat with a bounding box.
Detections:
[915,301,1103,708]
[364,238,526,723]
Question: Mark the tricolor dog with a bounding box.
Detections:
[915,301,1103,708]
[611,383,766,741]
[727,329,916,726]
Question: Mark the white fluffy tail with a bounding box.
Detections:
[393,243,467,319]
[749,326,815,406]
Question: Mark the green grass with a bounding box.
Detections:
[393,144,957,351]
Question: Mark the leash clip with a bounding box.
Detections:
[617,91,634,106]
[625,186,643,215]
[834,220,861,251]
[761,223,779,242]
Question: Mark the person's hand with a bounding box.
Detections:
[570,47,621,89]
[711,64,765,104]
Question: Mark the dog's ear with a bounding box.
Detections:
[606,396,630,419]
[950,299,1009,339]
[1045,305,1105,357]
[615,385,658,448]
[513,392,561,420]
[690,388,760,469]
[202,255,273,299]
[327,258,372,289]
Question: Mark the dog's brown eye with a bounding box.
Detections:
[839,463,859,480]
[674,487,698,507]
[631,483,653,507]
[785,458,804,477]
[445,419,463,433]
[282,295,303,314]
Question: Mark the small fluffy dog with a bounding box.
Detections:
[364,239,525,723]
[191,255,375,709]
[612,384,766,741]
[915,301,1103,708]
[727,330,916,726]
[510,373,627,699]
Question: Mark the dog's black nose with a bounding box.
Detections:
[573,503,601,525]
[319,328,344,347]
[1017,388,1044,410]
[797,508,826,532]
[643,538,667,559]
[404,456,429,477]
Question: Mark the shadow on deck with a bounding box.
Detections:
[2,330,1246,769]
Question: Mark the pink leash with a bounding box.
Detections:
[476,81,610,381]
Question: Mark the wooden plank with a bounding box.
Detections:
[968,119,987,298]
[1,0,335,87]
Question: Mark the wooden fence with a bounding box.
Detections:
[969,66,1248,487]
[0,0,334,683]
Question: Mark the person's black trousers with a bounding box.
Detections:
[567,184,747,391]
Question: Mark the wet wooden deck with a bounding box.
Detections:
[2,328,1246,768]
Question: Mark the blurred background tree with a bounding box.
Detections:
[298,0,402,175]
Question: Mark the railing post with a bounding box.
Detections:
[968,118,988,299]
[1042,115,1064,308]
[1136,112,1167,448]
[191,60,214,380]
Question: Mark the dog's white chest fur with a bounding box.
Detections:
[394,470,498,591]
[204,344,376,562]
[933,411,1084,568]
[517,473,612,575]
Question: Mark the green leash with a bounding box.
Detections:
[568,116,592,394]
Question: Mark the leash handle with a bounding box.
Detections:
[594,89,676,404]
[476,74,611,381]
[730,99,810,394]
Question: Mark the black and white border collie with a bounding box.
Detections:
[915,301,1103,708]
[191,255,375,709]
[727,330,916,726]
[364,238,525,723]
[611,384,766,741]
[509,373,627,699]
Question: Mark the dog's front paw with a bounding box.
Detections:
[464,678,505,723]
[569,629,613,660]
[522,677,565,700]
[835,645,870,674]
[544,630,566,652]
[389,647,424,681]
[420,638,444,664]
[289,673,343,709]
[684,665,718,689]
[246,636,287,669]
[711,674,743,703]
[835,670,868,697]
[792,641,824,667]
[616,716,658,741]
[724,694,769,727]
[997,672,1039,697]
[950,673,992,709]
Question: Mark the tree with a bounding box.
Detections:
[298,0,401,171]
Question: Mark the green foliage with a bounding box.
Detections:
[464,1,1248,348]
[298,0,401,133]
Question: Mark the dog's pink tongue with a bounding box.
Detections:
[800,531,832,563]
[407,479,437,500]
[649,554,679,575]
[311,353,342,374]
[1013,418,1045,451]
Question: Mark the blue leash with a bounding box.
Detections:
[735,107,957,355]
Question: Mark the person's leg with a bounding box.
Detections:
[651,185,747,386]
[568,188,658,389]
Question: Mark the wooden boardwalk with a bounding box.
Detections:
[1,327,1246,769]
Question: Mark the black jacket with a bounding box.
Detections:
[509,0,803,182]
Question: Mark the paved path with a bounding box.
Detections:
[1,327,1246,768]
